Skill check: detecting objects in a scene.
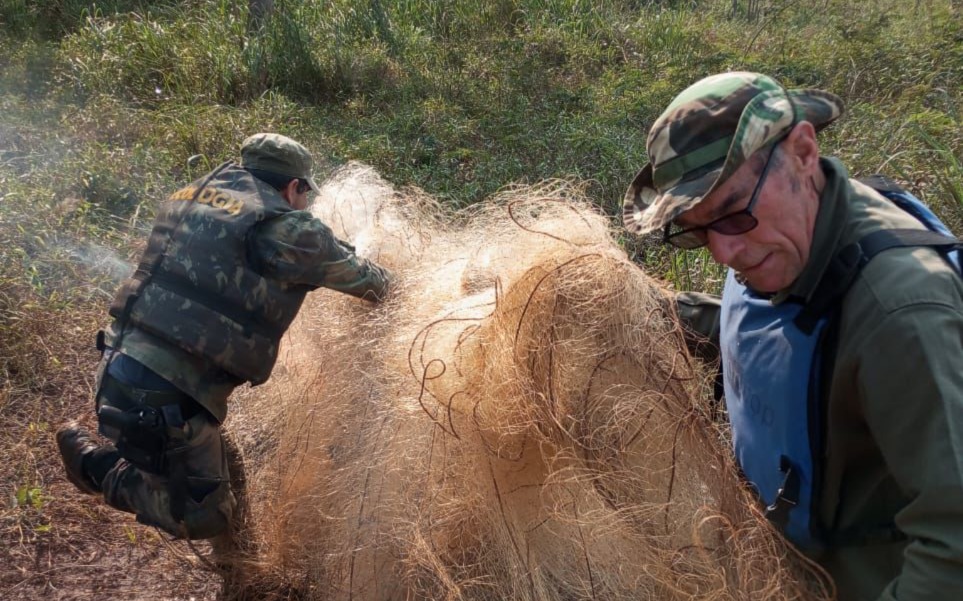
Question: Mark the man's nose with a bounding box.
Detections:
[706,229,745,267]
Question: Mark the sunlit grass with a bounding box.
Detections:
[0,0,959,291]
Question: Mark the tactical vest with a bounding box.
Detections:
[720,176,962,549]
[109,163,311,384]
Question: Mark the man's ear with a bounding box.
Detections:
[785,121,820,171]
[279,178,300,206]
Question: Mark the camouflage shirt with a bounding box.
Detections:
[250,210,390,299]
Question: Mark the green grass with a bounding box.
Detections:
[0,0,960,295]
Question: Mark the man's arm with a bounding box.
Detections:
[675,290,722,364]
[250,211,391,301]
[858,304,963,600]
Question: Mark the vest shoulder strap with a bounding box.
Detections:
[793,178,962,334]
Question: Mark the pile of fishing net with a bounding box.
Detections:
[219,163,831,601]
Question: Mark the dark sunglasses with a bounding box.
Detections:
[663,137,784,250]
[296,179,312,194]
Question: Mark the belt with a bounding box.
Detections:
[100,374,204,420]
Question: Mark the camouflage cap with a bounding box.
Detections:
[622,72,844,235]
[240,133,321,194]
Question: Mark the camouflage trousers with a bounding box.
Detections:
[94,366,235,540]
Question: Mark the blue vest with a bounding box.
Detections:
[721,179,961,549]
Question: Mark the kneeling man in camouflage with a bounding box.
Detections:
[58,133,391,539]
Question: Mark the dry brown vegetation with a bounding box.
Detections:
[0,187,221,599]
[0,267,222,599]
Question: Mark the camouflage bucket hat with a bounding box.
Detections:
[622,72,844,236]
[240,133,321,194]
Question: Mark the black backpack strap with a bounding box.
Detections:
[858,228,960,258]
[765,455,801,530]
[794,242,864,334]
[857,174,905,195]
[794,227,960,545]
[795,228,962,334]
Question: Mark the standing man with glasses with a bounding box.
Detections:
[623,72,963,600]
[57,133,391,540]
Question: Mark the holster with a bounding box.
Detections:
[96,373,199,523]
[98,404,170,475]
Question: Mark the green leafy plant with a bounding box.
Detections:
[15,485,44,510]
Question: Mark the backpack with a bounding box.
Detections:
[795,175,963,333]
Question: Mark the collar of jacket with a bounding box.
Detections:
[770,157,853,306]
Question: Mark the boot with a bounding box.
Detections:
[56,422,118,495]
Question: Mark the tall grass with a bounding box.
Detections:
[1,0,960,289]
[0,0,154,37]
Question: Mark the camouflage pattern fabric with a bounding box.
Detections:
[623,72,844,235]
[110,164,310,387]
[71,133,392,540]
[95,364,235,540]
[250,211,392,300]
[108,163,391,423]
[105,326,242,424]
[241,132,321,194]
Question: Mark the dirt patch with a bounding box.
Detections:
[0,261,223,600]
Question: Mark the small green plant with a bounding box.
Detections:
[123,524,138,543]
[15,485,44,510]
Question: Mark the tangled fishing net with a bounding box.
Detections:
[220,163,833,600]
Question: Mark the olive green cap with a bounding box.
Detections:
[240,133,320,194]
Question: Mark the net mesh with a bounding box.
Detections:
[221,163,832,601]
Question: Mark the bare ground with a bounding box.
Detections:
[0,315,223,601]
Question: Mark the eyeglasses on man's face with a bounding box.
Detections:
[663,139,784,250]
